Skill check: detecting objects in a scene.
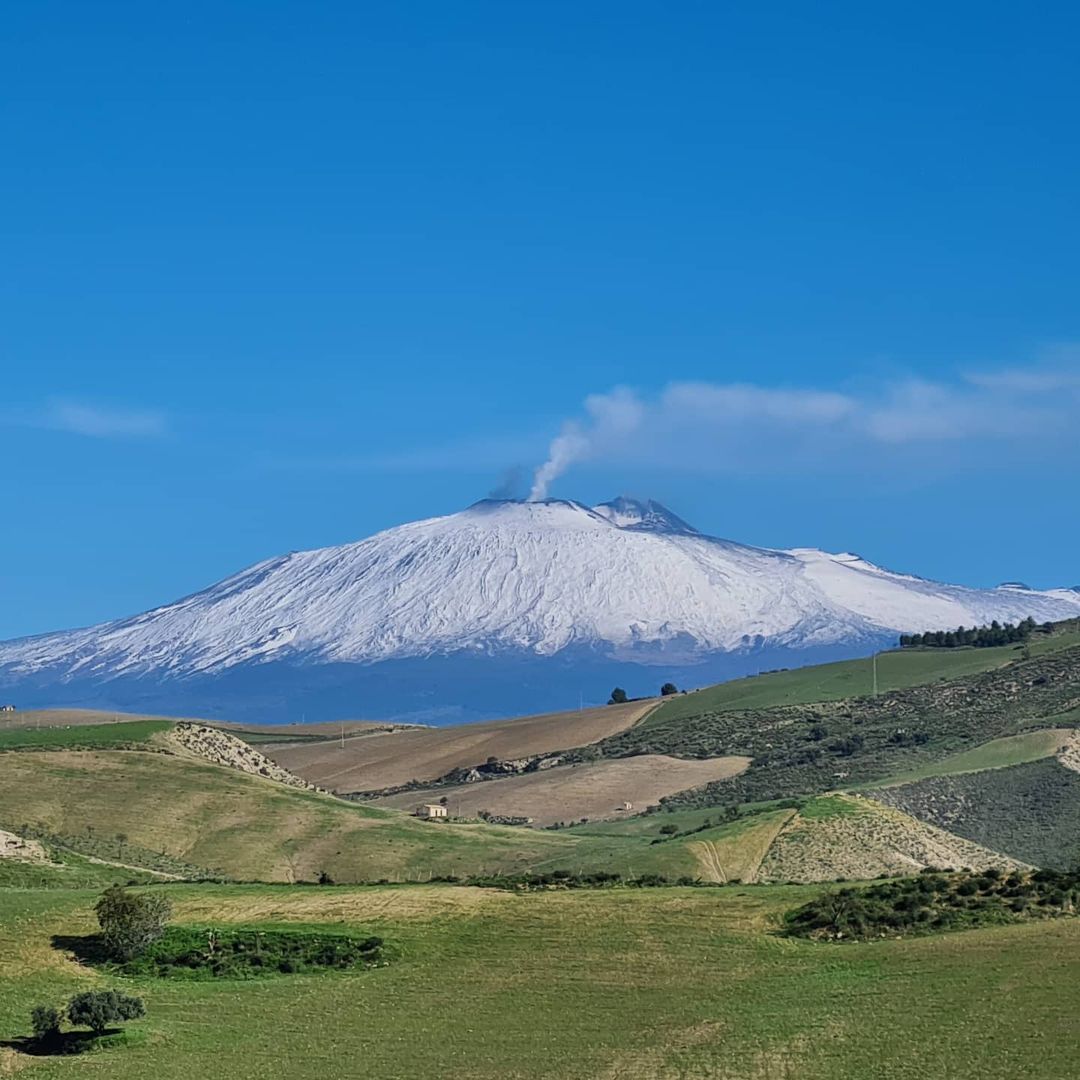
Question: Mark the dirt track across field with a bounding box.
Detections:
[265,699,659,793]
[371,754,750,827]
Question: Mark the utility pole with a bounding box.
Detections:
[340,723,345,750]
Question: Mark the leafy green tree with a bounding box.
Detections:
[66,990,144,1036]
[94,885,172,961]
[660,682,678,696]
[30,1004,62,1044]
[608,687,628,704]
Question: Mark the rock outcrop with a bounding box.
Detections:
[167,723,321,791]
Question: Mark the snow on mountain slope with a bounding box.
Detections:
[1,498,1077,692]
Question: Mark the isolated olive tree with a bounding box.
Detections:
[608,687,628,704]
[67,990,144,1036]
[95,885,172,961]
[30,1004,62,1045]
[660,682,678,696]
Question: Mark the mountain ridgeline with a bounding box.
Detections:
[1,498,1078,722]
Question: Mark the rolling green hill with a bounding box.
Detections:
[649,621,1080,724]
[0,744,782,884]
[570,641,1080,810]
[862,728,1074,788]
[0,747,590,883]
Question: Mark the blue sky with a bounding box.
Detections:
[2,1,1079,639]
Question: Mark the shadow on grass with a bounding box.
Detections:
[50,933,112,966]
[0,1030,120,1057]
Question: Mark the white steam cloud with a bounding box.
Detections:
[528,425,589,501]
[527,361,1080,496]
[528,388,645,500]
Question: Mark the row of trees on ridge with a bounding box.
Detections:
[899,617,1040,649]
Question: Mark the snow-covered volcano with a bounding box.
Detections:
[1,497,1078,722]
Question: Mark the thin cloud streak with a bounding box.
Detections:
[0,400,168,439]
[40,400,168,438]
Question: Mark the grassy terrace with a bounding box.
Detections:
[0,721,173,752]
[1,881,1078,1079]
[648,626,1080,725]
[863,728,1074,789]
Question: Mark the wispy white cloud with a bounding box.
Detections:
[39,400,167,439]
[1,399,168,439]
[963,368,1080,393]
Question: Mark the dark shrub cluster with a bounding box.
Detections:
[786,867,1080,941]
[456,870,726,891]
[118,926,386,979]
[28,990,145,1055]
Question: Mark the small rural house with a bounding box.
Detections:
[416,804,448,820]
[0,704,15,712]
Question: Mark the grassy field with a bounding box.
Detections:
[1,881,1079,1078]
[0,847,160,890]
[0,709,198,731]
[651,626,1080,725]
[864,728,1075,788]
[0,721,173,751]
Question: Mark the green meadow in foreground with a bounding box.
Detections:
[1,881,1078,1079]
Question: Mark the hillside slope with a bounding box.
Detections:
[372,754,750,826]
[589,639,1080,807]
[875,757,1080,869]
[266,698,656,793]
[0,748,582,882]
[756,794,1024,882]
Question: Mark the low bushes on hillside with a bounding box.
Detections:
[452,870,725,890]
[785,867,1080,941]
[116,926,387,979]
